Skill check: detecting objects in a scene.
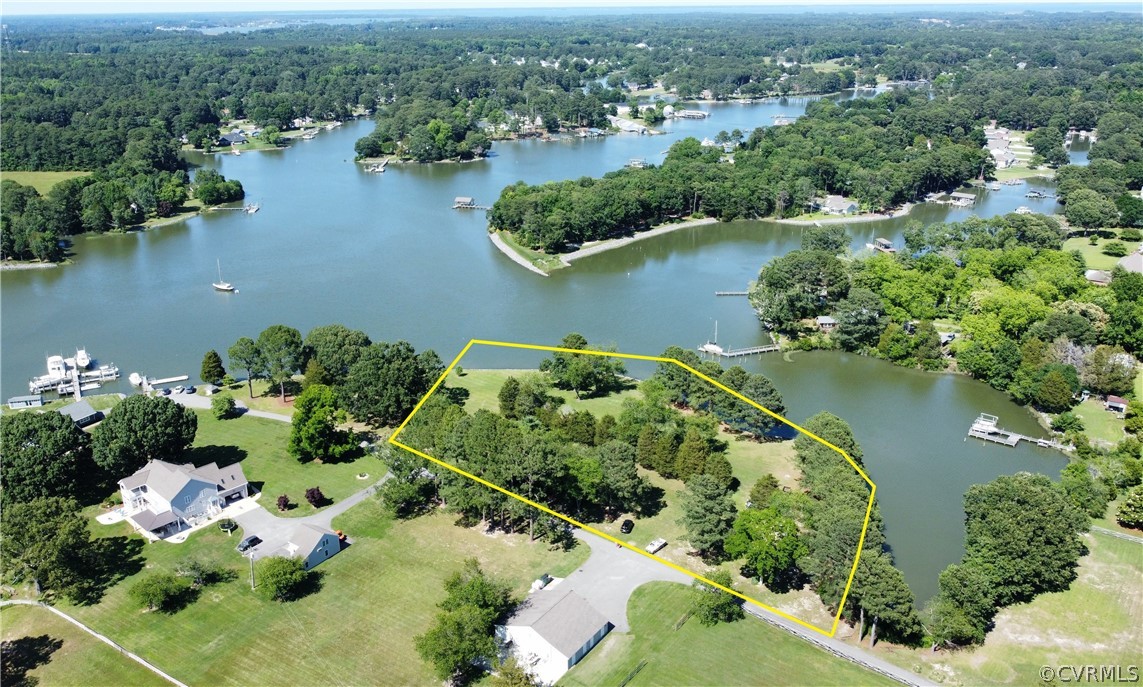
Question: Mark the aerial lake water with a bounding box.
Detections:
[1,94,1074,602]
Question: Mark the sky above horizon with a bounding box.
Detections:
[1,0,1129,16]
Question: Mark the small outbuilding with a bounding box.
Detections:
[1106,395,1128,413]
[1084,269,1113,286]
[282,524,342,571]
[7,395,44,409]
[500,589,612,685]
[816,315,837,332]
[58,399,102,428]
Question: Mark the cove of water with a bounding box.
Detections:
[0,97,1072,602]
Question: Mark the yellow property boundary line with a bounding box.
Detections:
[389,339,877,638]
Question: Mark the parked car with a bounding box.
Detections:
[184,385,197,394]
[155,387,170,395]
[645,537,667,554]
[236,535,261,553]
[620,519,635,534]
[172,385,186,394]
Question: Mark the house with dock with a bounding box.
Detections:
[948,192,976,207]
[58,399,102,428]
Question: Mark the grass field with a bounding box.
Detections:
[0,392,124,418]
[62,507,588,687]
[1069,398,1126,447]
[190,410,377,517]
[447,367,642,418]
[876,530,1143,685]
[0,604,169,687]
[560,582,896,687]
[1062,232,1143,271]
[1,170,91,195]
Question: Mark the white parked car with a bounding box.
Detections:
[645,538,667,554]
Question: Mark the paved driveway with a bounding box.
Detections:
[557,531,690,632]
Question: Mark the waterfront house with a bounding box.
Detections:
[816,315,837,332]
[218,132,247,146]
[119,459,249,539]
[7,395,43,409]
[58,399,102,428]
[817,195,858,215]
[1106,396,1128,414]
[499,589,612,685]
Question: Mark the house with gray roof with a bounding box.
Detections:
[58,399,102,427]
[816,195,858,215]
[500,588,612,684]
[275,524,342,570]
[118,459,249,539]
[1118,249,1143,274]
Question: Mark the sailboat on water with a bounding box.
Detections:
[213,259,236,292]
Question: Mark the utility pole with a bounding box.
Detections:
[248,554,255,590]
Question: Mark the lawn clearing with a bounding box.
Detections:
[64,508,589,687]
[877,530,1143,685]
[1062,233,1143,271]
[0,604,169,687]
[448,367,641,418]
[191,410,376,517]
[1070,398,1126,447]
[1,170,91,195]
[560,582,897,687]
[495,230,567,273]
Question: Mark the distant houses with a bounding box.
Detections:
[1118,249,1143,274]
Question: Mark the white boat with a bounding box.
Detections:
[244,203,260,214]
[989,183,1000,191]
[233,148,241,156]
[75,347,92,369]
[129,372,144,387]
[213,259,235,292]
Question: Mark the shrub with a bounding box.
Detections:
[1120,228,1142,242]
[304,486,326,507]
[255,556,310,601]
[277,494,291,512]
[1102,241,1128,257]
[129,572,192,612]
[211,394,237,420]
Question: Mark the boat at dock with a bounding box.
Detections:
[75,347,91,369]
[244,203,260,214]
[966,413,1066,450]
[29,354,119,394]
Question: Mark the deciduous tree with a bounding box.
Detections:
[0,411,92,503]
[92,396,196,476]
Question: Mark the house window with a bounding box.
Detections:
[184,496,192,504]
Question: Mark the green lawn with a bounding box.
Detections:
[448,368,641,419]
[560,582,897,687]
[0,392,124,418]
[191,410,375,517]
[1,170,91,195]
[1062,233,1143,271]
[877,530,1143,685]
[62,507,588,687]
[494,230,567,273]
[1070,398,1126,447]
[0,604,169,687]
[991,166,1053,182]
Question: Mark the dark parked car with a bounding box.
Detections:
[620,519,635,534]
[236,535,261,553]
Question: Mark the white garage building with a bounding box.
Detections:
[500,588,612,685]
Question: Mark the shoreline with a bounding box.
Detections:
[776,202,915,227]
[559,217,720,265]
[488,232,549,277]
[1,260,60,271]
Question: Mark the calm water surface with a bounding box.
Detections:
[1,97,1071,602]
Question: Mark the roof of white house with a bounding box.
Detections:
[1117,251,1143,274]
[821,195,856,211]
[816,316,837,325]
[507,589,610,657]
[119,459,247,501]
[291,523,336,555]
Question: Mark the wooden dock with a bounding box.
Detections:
[966,413,1066,450]
[714,291,749,296]
[698,342,780,358]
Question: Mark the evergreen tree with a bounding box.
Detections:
[200,349,226,385]
[674,427,710,482]
[498,377,521,419]
[678,474,737,560]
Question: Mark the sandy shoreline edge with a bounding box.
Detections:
[560,217,720,265]
[488,232,549,276]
